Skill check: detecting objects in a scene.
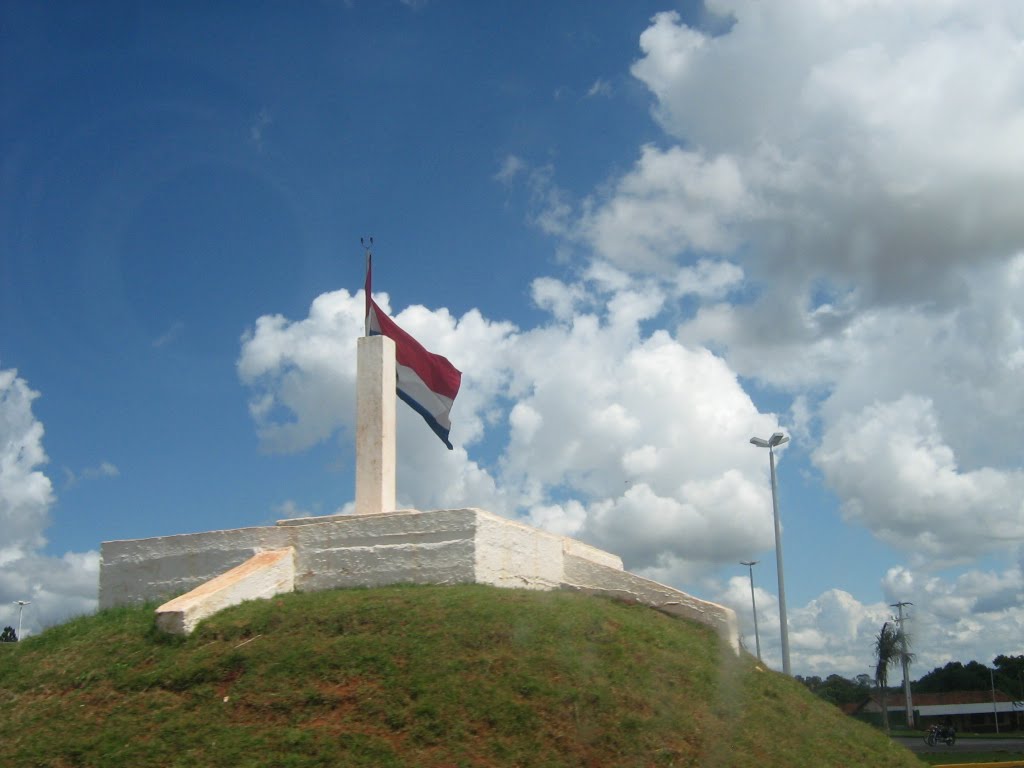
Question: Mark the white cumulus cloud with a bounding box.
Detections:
[0,367,99,637]
[815,396,1024,562]
[238,275,785,577]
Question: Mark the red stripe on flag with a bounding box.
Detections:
[369,302,461,401]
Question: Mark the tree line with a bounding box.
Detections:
[797,654,1024,705]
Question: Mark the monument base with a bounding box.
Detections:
[99,508,738,651]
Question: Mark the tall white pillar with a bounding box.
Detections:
[355,335,396,515]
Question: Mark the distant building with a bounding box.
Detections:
[844,690,1024,732]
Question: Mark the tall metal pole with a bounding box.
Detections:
[991,668,1000,734]
[740,561,762,661]
[891,601,914,728]
[751,433,791,675]
[14,600,30,642]
[767,442,791,676]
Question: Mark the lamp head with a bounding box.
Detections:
[750,436,770,448]
[769,432,789,447]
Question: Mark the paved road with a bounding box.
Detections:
[894,735,1024,754]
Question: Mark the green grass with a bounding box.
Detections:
[0,585,926,767]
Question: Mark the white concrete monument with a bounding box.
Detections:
[354,335,396,516]
[99,311,739,655]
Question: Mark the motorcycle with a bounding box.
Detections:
[924,724,956,746]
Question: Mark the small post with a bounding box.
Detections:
[740,561,762,661]
[354,335,396,515]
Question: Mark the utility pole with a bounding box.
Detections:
[891,601,914,728]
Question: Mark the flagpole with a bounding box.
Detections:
[361,236,373,338]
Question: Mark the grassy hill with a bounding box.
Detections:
[0,584,923,767]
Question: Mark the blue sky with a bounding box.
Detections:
[2,1,1023,677]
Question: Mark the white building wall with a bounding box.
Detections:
[917,703,1022,716]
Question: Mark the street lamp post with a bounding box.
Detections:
[14,600,30,642]
[750,431,791,676]
[740,560,762,661]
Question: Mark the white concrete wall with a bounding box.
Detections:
[100,511,482,608]
[563,537,623,571]
[100,508,737,652]
[473,509,564,590]
[156,548,295,635]
[561,553,740,653]
[287,508,479,591]
[100,525,288,608]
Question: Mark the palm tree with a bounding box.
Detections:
[875,621,901,732]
